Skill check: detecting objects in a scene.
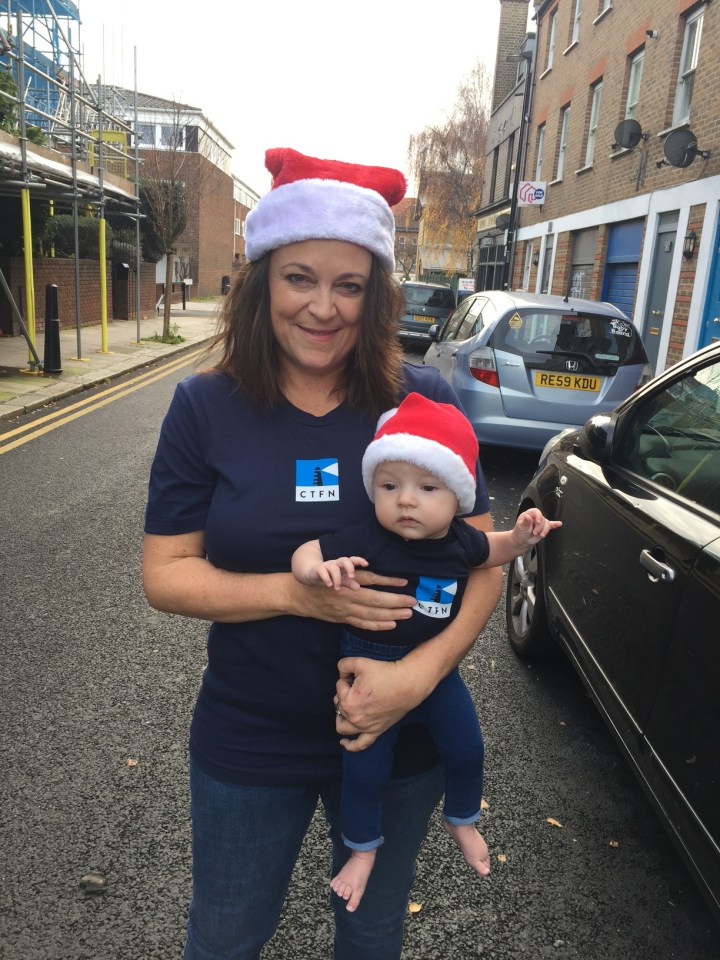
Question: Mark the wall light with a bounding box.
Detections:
[532,251,540,267]
[683,229,697,260]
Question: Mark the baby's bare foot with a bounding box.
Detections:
[330,849,376,912]
[444,822,491,876]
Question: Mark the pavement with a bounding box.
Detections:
[0,297,222,422]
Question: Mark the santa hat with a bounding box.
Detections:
[362,393,478,515]
[244,148,407,273]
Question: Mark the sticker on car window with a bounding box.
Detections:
[508,312,523,329]
[609,319,633,337]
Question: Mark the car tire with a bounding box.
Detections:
[505,535,557,661]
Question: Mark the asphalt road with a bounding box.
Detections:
[1,354,719,960]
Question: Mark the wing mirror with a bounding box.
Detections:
[574,413,617,463]
[428,324,440,342]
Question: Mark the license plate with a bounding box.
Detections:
[412,315,434,324]
[535,371,601,392]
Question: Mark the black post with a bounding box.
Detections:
[502,48,535,291]
[43,284,63,375]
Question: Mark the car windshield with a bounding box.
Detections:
[496,310,646,371]
[403,286,455,310]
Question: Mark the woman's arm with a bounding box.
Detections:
[143,531,416,630]
[335,511,503,751]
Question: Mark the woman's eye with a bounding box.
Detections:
[339,282,363,295]
[286,273,310,284]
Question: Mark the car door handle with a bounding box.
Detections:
[639,549,676,583]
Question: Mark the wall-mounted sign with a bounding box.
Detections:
[517,181,546,206]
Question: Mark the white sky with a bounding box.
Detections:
[75,0,504,197]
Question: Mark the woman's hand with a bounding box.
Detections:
[291,570,416,632]
[334,655,429,752]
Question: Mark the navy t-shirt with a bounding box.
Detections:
[144,363,491,786]
[319,518,490,647]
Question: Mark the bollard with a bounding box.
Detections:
[43,283,63,375]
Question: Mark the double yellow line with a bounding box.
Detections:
[0,348,204,455]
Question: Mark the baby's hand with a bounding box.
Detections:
[314,556,369,591]
[514,508,562,547]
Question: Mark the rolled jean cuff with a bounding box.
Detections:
[343,833,384,852]
[444,810,481,827]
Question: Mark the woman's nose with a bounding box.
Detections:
[308,286,337,321]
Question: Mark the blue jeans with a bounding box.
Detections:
[183,758,444,960]
[340,634,484,851]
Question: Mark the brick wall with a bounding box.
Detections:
[526,0,720,226]
[0,257,157,336]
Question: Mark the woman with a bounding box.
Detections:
[143,147,503,960]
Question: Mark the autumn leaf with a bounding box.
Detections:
[126,758,138,767]
[497,854,508,863]
[546,817,563,828]
[481,798,490,811]
[408,902,423,914]
[609,839,620,848]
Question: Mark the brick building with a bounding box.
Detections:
[392,197,419,279]
[103,88,238,300]
[475,0,535,292]
[515,0,720,372]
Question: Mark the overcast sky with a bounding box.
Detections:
[76,0,507,197]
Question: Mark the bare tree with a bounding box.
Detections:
[139,101,226,338]
[408,63,490,279]
[395,235,417,281]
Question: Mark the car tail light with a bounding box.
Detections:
[469,347,499,387]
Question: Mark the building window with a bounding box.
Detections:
[598,0,612,13]
[504,133,516,200]
[489,146,499,203]
[672,6,704,127]
[546,9,557,71]
[555,106,570,180]
[584,81,602,167]
[234,217,242,235]
[522,243,534,291]
[535,123,545,179]
[160,124,184,150]
[570,0,582,45]
[625,49,644,120]
[136,122,155,147]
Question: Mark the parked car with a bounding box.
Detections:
[398,281,456,350]
[505,339,720,921]
[423,290,651,450]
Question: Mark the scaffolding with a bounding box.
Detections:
[0,0,142,366]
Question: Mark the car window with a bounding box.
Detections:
[454,297,487,341]
[403,285,455,310]
[438,299,473,341]
[495,310,645,371]
[614,356,720,514]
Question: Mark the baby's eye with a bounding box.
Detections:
[381,482,397,491]
[421,484,438,492]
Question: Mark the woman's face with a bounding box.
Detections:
[268,239,372,382]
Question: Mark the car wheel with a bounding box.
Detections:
[505,538,557,660]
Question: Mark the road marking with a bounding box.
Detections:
[0,348,204,454]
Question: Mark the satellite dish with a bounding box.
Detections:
[614,119,643,150]
[663,128,709,168]
[495,213,511,231]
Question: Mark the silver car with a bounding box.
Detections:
[422,290,651,450]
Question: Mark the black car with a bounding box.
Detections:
[398,281,456,350]
[505,339,720,921]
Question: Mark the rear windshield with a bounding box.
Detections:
[403,285,456,310]
[496,310,646,371]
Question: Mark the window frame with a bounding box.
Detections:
[555,106,571,181]
[625,49,644,121]
[584,81,602,167]
[672,6,704,127]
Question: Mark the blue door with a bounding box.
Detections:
[699,218,720,347]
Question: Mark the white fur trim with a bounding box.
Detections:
[362,432,476,515]
[244,179,396,272]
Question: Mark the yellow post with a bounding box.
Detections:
[49,199,55,257]
[98,215,109,353]
[20,188,37,364]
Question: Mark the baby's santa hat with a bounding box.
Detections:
[244,147,406,273]
[362,393,478,515]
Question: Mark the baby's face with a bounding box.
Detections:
[372,461,458,540]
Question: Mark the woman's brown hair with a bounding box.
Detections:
[209,252,406,418]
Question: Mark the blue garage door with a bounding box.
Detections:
[603,263,638,319]
[602,219,644,319]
